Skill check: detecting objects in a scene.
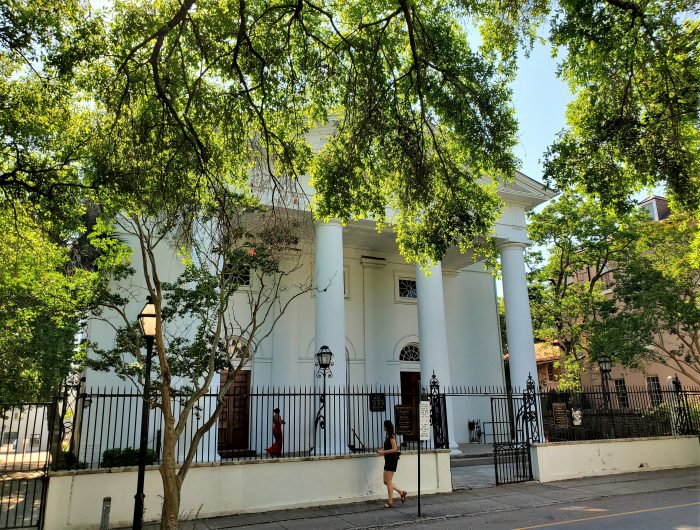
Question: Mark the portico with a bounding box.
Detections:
[307,171,555,451]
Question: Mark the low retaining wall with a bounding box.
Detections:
[44,450,451,529]
[531,435,700,483]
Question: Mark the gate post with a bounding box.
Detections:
[429,372,449,449]
[522,375,541,444]
[672,375,693,435]
[522,375,541,481]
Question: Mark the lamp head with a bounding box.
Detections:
[598,355,612,374]
[138,296,157,338]
[315,345,333,369]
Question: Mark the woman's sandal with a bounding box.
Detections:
[384,503,394,509]
[400,491,408,504]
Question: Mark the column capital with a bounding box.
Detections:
[497,241,529,252]
[313,218,343,228]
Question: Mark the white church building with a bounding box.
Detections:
[81,126,555,459]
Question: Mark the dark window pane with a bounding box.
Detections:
[398,278,417,299]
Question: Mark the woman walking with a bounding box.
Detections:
[266,408,285,457]
[376,420,407,508]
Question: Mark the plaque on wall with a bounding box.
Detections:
[552,402,569,428]
[369,393,386,412]
[394,405,415,436]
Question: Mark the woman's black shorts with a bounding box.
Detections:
[384,454,399,472]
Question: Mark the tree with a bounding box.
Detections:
[86,2,525,525]
[590,213,700,384]
[540,0,699,212]
[0,207,99,403]
[0,1,108,402]
[96,0,523,269]
[526,192,647,388]
[0,0,103,228]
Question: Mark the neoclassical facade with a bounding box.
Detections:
[84,167,554,451]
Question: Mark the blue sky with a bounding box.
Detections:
[507,33,665,200]
[511,41,572,184]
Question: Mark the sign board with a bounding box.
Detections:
[394,405,415,436]
[369,393,386,412]
[419,401,430,441]
[552,402,569,428]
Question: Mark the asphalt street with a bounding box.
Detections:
[401,487,700,530]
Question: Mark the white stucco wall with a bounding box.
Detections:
[531,436,700,482]
[44,450,451,529]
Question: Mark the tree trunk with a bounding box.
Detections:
[159,421,181,529]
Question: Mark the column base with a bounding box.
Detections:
[449,442,462,456]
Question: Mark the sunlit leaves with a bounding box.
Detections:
[543,0,700,212]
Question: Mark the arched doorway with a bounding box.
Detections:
[399,342,420,444]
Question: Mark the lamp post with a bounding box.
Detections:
[133,297,156,530]
[598,355,612,409]
[314,346,334,456]
[598,355,615,438]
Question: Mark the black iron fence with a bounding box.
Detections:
[53,385,444,470]
[2,380,698,475]
[540,384,700,442]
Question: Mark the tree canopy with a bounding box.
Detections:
[526,192,648,388]
[0,207,99,402]
[540,0,699,212]
[591,212,700,384]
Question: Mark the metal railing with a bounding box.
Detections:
[2,381,698,474]
[60,386,439,470]
[540,385,700,442]
[0,403,52,528]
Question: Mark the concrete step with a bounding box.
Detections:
[450,456,493,467]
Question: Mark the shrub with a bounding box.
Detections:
[100,447,157,468]
[53,450,88,470]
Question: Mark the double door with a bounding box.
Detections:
[217,370,251,457]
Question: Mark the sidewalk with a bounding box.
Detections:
[146,466,700,529]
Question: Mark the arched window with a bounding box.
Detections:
[399,343,420,362]
[226,337,250,359]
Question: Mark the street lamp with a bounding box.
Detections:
[597,355,615,438]
[598,355,612,410]
[133,297,156,530]
[314,346,334,456]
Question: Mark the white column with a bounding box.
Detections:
[314,220,347,386]
[499,243,538,390]
[314,220,347,454]
[415,261,460,454]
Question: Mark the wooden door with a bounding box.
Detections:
[217,370,251,457]
[400,371,420,443]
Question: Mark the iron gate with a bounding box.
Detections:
[490,375,541,485]
[0,403,51,529]
[0,376,84,528]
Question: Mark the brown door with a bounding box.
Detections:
[217,370,251,457]
[400,371,421,443]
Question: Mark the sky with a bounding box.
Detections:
[510,41,572,185]
[507,34,665,199]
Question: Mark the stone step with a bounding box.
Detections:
[450,456,493,467]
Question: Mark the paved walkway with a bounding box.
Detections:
[145,466,700,529]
